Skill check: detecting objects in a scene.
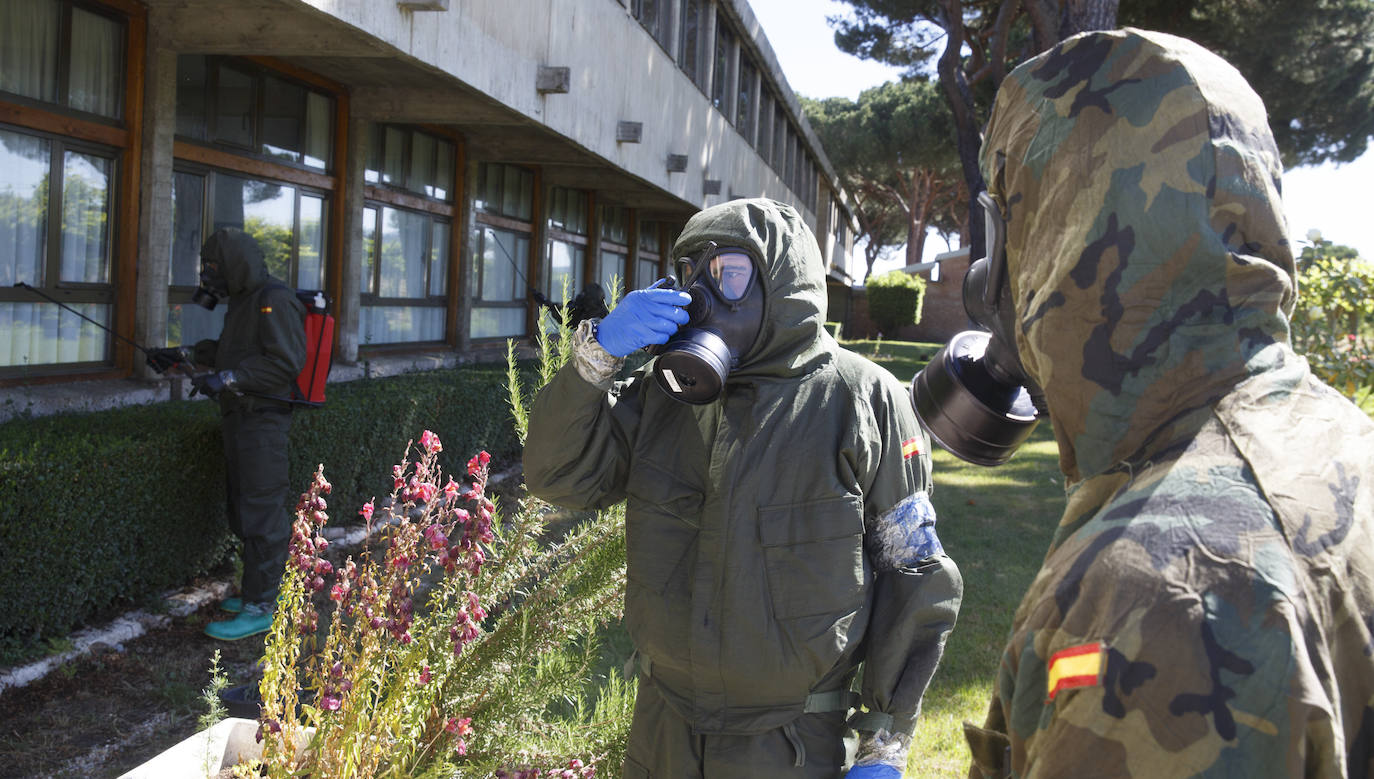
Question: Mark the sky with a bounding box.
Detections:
[748,0,1374,273]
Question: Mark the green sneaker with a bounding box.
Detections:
[219,596,243,614]
[205,602,273,641]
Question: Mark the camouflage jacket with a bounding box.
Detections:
[965,29,1374,778]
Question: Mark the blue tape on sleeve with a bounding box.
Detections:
[871,492,943,569]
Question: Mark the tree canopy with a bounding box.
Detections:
[828,0,1374,254]
[803,79,964,280]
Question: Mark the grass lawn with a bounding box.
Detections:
[842,339,1066,777]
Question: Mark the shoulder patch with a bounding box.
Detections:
[1047,641,1105,701]
[901,436,923,459]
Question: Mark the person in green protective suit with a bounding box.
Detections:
[150,228,306,641]
[958,29,1374,777]
[523,198,963,778]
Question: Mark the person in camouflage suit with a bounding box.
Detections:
[962,28,1374,777]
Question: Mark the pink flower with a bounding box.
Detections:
[420,429,443,454]
[443,478,460,501]
[419,665,432,684]
[320,692,342,711]
[445,716,472,736]
[359,500,374,522]
[454,738,468,756]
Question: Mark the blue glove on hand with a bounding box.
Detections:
[844,765,903,779]
[595,284,691,357]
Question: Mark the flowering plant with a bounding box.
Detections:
[246,425,629,777]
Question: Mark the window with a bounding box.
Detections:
[167,169,329,346]
[365,125,455,201]
[678,0,708,90]
[0,125,117,370]
[637,220,663,288]
[544,187,588,308]
[772,104,786,171]
[632,0,672,51]
[712,21,735,119]
[176,55,333,172]
[597,206,629,297]
[756,91,773,162]
[737,54,757,143]
[358,206,448,345]
[470,163,534,339]
[0,0,126,121]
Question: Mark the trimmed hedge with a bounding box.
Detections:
[0,363,526,655]
[866,270,927,335]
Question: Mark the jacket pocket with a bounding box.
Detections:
[625,460,702,595]
[759,494,866,619]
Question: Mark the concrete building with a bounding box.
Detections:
[0,0,860,420]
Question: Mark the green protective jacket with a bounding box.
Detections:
[965,29,1374,778]
[525,198,962,738]
[192,228,307,414]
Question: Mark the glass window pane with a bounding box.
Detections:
[176,55,208,140]
[364,124,380,184]
[429,220,449,296]
[361,205,377,295]
[601,206,627,244]
[410,132,436,196]
[303,91,330,170]
[261,75,306,164]
[0,300,109,366]
[360,304,444,345]
[68,7,124,119]
[0,129,51,286]
[638,221,659,253]
[297,194,325,289]
[638,258,658,289]
[545,239,583,300]
[478,226,519,302]
[381,126,405,187]
[59,151,112,283]
[468,305,524,339]
[712,23,732,113]
[502,165,523,219]
[215,174,294,280]
[598,250,625,296]
[215,65,255,149]
[378,206,426,298]
[170,171,204,286]
[680,0,702,85]
[433,139,453,201]
[167,300,225,348]
[0,0,59,104]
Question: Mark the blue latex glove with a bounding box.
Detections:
[595,283,691,357]
[845,765,903,779]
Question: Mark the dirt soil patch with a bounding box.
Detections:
[0,604,269,779]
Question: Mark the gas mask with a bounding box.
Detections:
[652,242,765,404]
[192,255,227,310]
[910,191,1046,465]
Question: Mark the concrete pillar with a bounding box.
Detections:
[336,117,368,364]
[133,30,176,381]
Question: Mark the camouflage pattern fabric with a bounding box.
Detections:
[965,28,1374,777]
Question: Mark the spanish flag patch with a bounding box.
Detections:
[260,306,273,313]
[1047,641,1104,701]
[901,437,922,459]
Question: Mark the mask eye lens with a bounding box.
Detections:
[709,251,754,301]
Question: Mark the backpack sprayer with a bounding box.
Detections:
[13,281,335,408]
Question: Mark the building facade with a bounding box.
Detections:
[0,0,860,418]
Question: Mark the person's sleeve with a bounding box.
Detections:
[233,287,307,393]
[192,339,218,368]
[857,378,964,740]
[522,318,639,512]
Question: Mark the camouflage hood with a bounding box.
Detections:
[670,198,832,382]
[202,227,269,298]
[981,28,1297,484]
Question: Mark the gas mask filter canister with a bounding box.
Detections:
[652,243,764,404]
[193,256,227,311]
[910,191,1043,466]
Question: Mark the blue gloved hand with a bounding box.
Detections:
[844,764,903,779]
[595,283,691,357]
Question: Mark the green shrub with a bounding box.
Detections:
[866,270,927,335]
[1290,239,1374,406]
[0,363,528,658]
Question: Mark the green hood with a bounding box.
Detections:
[202,227,268,298]
[981,28,1297,484]
[670,198,833,383]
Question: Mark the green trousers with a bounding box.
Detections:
[623,678,854,779]
[222,406,293,605]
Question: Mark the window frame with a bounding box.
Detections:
[469,162,536,341]
[0,0,129,125]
